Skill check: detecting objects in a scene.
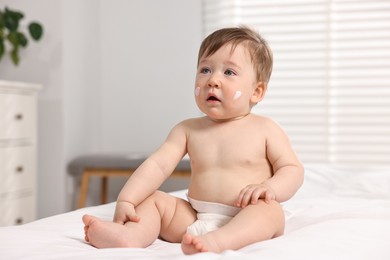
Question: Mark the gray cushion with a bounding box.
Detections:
[68,153,191,176]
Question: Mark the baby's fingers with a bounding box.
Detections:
[113,215,126,225]
[236,188,249,207]
[264,190,276,203]
[128,213,140,223]
[250,188,264,205]
[237,188,257,208]
[113,212,140,224]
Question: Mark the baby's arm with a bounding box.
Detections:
[262,118,304,203]
[113,122,188,224]
[236,118,303,207]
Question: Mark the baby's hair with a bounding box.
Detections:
[198,26,273,83]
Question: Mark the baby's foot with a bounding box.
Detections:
[181,233,208,254]
[83,214,112,248]
[181,233,221,255]
[82,214,95,243]
[82,214,137,248]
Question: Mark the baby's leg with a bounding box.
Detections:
[181,200,284,254]
[83,191,196,248]
[83,215,146,248]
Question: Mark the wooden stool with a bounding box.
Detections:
[68,154,191,208]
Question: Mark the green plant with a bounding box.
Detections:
[0,6,43,66]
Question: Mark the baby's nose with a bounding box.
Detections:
[207,75,221,88]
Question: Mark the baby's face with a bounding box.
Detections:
[195,43,260,121]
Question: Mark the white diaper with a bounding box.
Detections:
[187,196,241,236]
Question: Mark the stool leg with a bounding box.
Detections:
[101,175,108,204]
[78,171,90,208]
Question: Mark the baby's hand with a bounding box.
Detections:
[236,183,276,208]
[113,201,140,225]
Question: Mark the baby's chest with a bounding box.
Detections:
[187,128,267,163]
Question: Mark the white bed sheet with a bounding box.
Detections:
[1,164,390,259]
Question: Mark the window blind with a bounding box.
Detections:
[203,0,390,164]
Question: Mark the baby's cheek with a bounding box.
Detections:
[195,87,200,97]
[233,90,242,100]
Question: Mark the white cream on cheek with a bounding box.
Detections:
[233,90,242,100]
[195,87,200,97]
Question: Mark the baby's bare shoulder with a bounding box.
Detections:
[249,114,279,126]
[177,116,209,128]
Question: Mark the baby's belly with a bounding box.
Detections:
[187,169,271,207]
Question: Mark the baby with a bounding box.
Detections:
[82,26,304,254]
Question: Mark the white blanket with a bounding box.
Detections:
[1,164,390,259]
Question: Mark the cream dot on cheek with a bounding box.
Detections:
[233,91,242,100]
[195,87,200,97]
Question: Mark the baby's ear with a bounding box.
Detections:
[251,82,267,104]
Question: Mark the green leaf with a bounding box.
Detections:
[5,7,24,20]
[28,22,43,40]
[10,47,19,65]
[7,31,18,46]
[0,11,4,28]
[17,32,28,47]
[4,7,23,31]
[4,15,18,31]
[0,39,4,60]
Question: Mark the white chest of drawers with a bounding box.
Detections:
[0,80,41,226]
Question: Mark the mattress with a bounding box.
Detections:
[1,164,389,259]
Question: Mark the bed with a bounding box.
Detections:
[1,164,390,259]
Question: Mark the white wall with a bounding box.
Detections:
[99,0,200,153]
[0,0,202,218]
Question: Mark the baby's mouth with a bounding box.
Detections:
[207,94,221,102]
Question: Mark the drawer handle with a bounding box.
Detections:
[15,218,24,225]
[16,166,24,173]
[15,113,24,120]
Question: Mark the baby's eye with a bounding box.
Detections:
[200,67,211,74]
[224,69,236,76]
